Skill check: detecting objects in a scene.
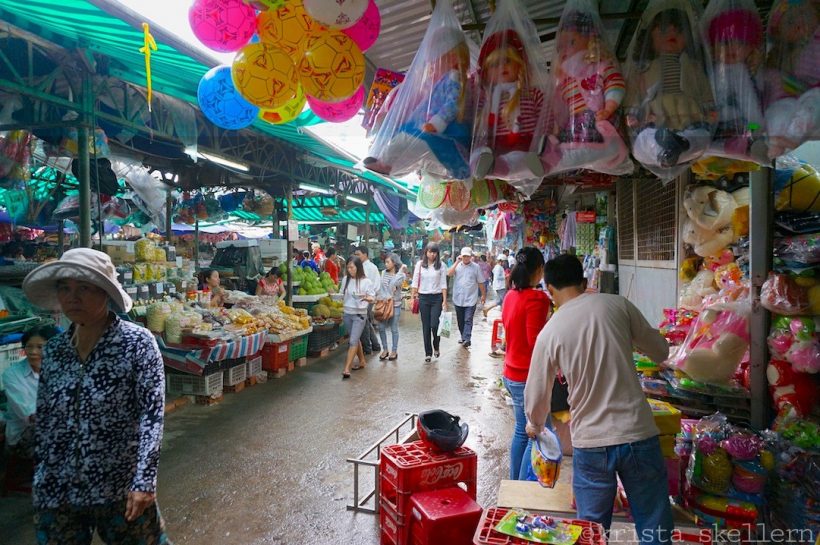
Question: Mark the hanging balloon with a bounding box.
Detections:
[243,0,285,10]
[471,179,490,207]
[260,85,307,124]
[418,180,448,209]
[256,1,326,61]
[232,42,299,109]
[307,85,364,122]
[298,31,365,102]
[447,181,471,211]
[303,0,367,29]
[198,65,259,130]
[341,0,380,51]
[189,0,257,53]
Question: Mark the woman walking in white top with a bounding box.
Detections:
[340,257,376,379]
[410,243,448,363]
[378,253,406,361]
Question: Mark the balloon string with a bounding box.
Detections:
[140,23,158,112]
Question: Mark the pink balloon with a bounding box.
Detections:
[188,0,257,53]
[342,0,380,52]
[308,86,365,123]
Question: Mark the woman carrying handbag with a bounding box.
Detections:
[410,243,448,363]
[376,253,406,360]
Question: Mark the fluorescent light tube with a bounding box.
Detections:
[198,151,250,172]
[298,183,332,195]
[345,195,368,205]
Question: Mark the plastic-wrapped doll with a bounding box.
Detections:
[363,9,472,181]
[761,0,820,159]
[541,4,633,176]
[702,1,768,164]
[471,30,546,182]
[624,0,716,180]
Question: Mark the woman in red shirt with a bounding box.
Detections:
[501,247,552,480]
[323,247,340,284]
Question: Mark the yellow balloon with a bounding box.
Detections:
[298,31,364,102]
[232,42,299,109]
[260,85,306,124]
[256,1,326,61]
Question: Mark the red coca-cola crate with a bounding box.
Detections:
[409,487,482,545]
[380,498,410,545]
[261,341,290,371]
[473,507,605,545]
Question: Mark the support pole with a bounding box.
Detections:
[749,168,773,430]
[286,183,293,306]
[194,219,200,272]
[364,199,370,249]
[77,73,93,248]
[165,191,173,245]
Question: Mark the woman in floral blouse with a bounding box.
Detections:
[23,248,170,544]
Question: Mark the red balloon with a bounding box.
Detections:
[308,85,365,123]
[342,0,380,52]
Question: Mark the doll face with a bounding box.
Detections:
[484,51,522,84]
[557,29,591,62]
[714,39,752,64]
[651,19,687,54]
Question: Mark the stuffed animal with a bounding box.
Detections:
[675,305,750,384]
[679,269,717,310]
[683,185,737,231]
[682,219,734,258]
[766,358,819,417]
[761,0,820,158]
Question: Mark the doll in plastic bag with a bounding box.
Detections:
[761,0,820,159]
[363,0,472,180]
[541,0,633,176]
[701,0,769,164]
[624,0,716,180]
[471,0,547,187]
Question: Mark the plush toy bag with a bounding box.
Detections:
[701,0,769,164]
[623,0,716,181]
[363,0,474,181]
[761,0,820,160]
[541,0,634,177]
[470,0,548,197]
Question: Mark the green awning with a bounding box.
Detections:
[281,196,384,224]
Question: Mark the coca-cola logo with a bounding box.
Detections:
[420,463,463,486]
[385,464,398,480]
[383,513,396,533]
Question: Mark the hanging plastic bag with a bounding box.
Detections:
[700,0,768,164]
[541,0,634,177]
[470,0,548,192]
[437,310,453,338]
[528,426,562,488]
[363,0,473,181]
[623,0,716,181]
[761,0,820,160]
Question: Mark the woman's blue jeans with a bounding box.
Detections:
[503,377,533,480]
[377,306,401,352]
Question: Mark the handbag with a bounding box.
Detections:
[551,373,570,413]
[373,298,395,321]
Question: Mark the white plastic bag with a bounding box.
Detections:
[438,311,453,338]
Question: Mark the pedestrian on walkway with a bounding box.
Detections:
[477,254,492,298]
[354,246,382,355]
[323,247,340,284]
[525,254,673,541]
[377,253,405,361]
[500,248,551,480]
[483,255,508,317]
[410,243,448,362]
[340,256,376,379]
[447,247,486,349]
[21,248,170,544]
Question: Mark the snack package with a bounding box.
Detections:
[761,0,820,159]
[672,301,750,384]
[470,0,548,194]
[542,0,633,176]
[623,0,716,180]
[363,0,473,180]
[701,0,768,164]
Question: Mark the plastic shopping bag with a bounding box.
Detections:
[437,311,453,338]
[527,426,563,488]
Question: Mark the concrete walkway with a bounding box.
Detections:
[1,309,516,544]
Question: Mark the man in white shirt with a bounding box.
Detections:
[354,245,382,354]
[483,258,508,317]
[524,255,673,542]
[447,247,486,348]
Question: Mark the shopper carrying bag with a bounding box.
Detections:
[410,243,448,362]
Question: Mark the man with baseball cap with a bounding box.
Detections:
[447,247,486,348]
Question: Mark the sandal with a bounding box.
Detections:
[424,356,432,363]
[434,351,440,358]
[388,353,398,360]
[352,365,365,371]
[342,373,351,379]
[379,351,389,360]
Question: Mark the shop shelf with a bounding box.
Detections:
[166,371,223,397]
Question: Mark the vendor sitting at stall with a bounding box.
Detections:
[2,325,60,459]
[257,268,285,298]
[199,269,225,308]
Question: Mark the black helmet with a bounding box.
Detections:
[417,410,469,452]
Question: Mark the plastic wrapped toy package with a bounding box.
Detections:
[623,0,716,181]
[760,272,813,316]
[767,315,819,374]
[766,358,819,417]
[671,301,750,385]
[700,0,768,164]
[678,269,717,310]
[363,0,473,181]
[681,185,737,258]
[761,0,820,159]
[470,0,548,194]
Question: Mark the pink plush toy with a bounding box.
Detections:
[675,304,750,384]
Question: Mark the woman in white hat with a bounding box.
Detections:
[22,248,170,543]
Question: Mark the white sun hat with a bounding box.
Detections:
[22,248,133,312]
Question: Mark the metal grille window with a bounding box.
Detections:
[636,180,677,261]
[617,178,635,261]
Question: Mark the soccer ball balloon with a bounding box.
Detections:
[189,0,257,53]
[303,0,367,29]
[342,0,380,52]
[298,31,365,102]
[260,85,307,124]
[198,66,259,130]
[308,85,364,123]
[256,1,326,61]
[232,42,299,109]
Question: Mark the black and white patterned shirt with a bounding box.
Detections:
[34,316,165,509]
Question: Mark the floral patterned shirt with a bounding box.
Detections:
[34,316,165,509]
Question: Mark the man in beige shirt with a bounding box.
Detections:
[524,255,673,544]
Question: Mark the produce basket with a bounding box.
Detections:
[289,334,309,361]
[307,322,340,355]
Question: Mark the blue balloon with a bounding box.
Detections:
[197,66,259,130]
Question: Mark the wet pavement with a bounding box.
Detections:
[1,309,516,544]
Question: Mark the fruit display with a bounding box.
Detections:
[311,297,343,319]
[277,263,339,294]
